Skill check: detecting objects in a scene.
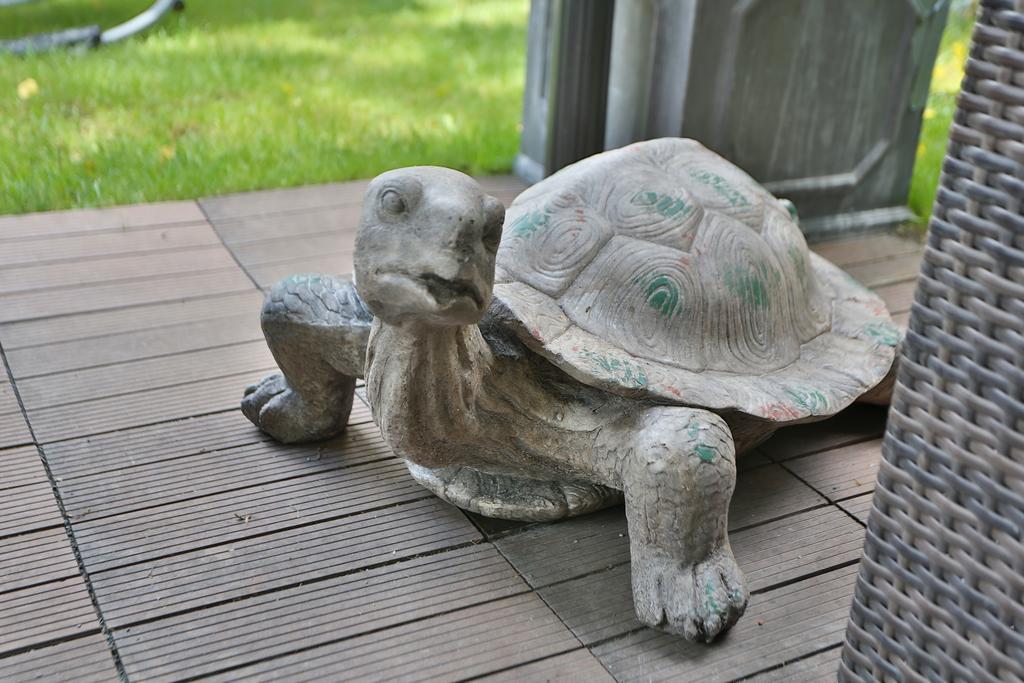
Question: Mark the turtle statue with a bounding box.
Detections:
[241,138,899,642]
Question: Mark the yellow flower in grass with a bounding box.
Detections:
[17,78,39,100]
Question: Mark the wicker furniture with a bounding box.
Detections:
[840,1,1024,680]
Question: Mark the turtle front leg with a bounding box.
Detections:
[616,406,748,642]
[242,274,373,443]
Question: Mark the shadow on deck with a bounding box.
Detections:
[0,178,923,682]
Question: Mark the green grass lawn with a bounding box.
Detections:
[907,2,976,222]
[0,0,528,214]
[0,0,974,218]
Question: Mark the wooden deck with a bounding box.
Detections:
[0,177,924,682]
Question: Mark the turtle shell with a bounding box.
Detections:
[493,138,897,422]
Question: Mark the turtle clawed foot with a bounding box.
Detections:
[631,545,748,643]
[241,372,348,443]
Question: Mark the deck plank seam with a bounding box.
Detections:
[20,361,277,413]
[778,457,867,507]
[0,218,216,245]
[101,537,492,633]
[42,416,377,484]
[0,341,128,680]
[455,646,592,683]
[0,246,235,274]
[757,431,883,464]
[13,339,272,382]
[0,285,258,328]
[0,263,240,303]
[168,581,546,682]
[36,404,257,447]
[729,642,843,682]
[197,201,266,292]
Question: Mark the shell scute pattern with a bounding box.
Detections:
[493,138,896,422]
[560,235,705,370]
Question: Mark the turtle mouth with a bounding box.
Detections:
[413,272,484,309]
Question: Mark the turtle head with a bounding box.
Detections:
[354,167,505,326]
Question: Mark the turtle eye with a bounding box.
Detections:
[380,189,406,215]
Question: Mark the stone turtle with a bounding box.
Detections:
[241,138,898,642]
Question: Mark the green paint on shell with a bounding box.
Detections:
[783,386,829,413]
[631,273,686,318]
[688,168,750,207]
[578,349,649,388]
[695,444,717,463]
[509,209,548,238]
[862,322,901,347]
[630,190,693,219]
[786,245,808,284]
[723,262,778,310]
[645,275,683,318]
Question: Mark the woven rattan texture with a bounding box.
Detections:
[841,2,1024,681]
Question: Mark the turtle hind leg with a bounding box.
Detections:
[405,461,622,522]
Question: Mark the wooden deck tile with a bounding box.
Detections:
[590,565,860,682]
[205,592,580,682]
[872,279,918,315]
[17,341,274,410]
[810,233,922,267]
[783,439,881,503]
[0,269,255,324]
[56,415,383,520]
[842,252,924,288]
[729,464,827,530]
[0,575,99,655]
[0,245,237,298]
[0,408,33,450]
[213,206,359,246]
[0,290,262,351]
[0,200,204,239]
[0,444,63,539]
[837,492,875,524]
[0,445,48,491]
[477,650,616,683]
[112,544,526,682]
[495,465,825,589]
[27,368,272,443]
[42,401,370,481]
[536,507,864,646]
[747,645,842,682]
[90,497,480,627]
[73,458,424,572]
[759,403,886,462]
[0,479,63,537]
[0,223,221,269]
[7,313,264,379]
[0,633,118,683]
[230,231,356,267]
[0,527,79,593]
